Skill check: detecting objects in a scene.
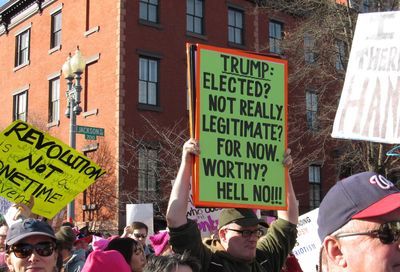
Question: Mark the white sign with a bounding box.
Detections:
[184,178,222,238]
[332,11,400,144]
[292,208,320,272]
[126,203,154,238]
[0,197,11,215]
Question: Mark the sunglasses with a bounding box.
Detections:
[336,220,400,244]
[9,242,56,258]
[133,233,147,239]
[226,228,264,238]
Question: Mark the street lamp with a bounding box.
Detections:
[62,47,86,222]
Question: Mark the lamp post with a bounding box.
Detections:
[62,47,86,222]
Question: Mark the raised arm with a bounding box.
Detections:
[166,138,199,228]
[277,149,299,224]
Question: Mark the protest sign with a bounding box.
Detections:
[189,44,288,210]
[126,203,154,237]
[183,178,222,237]
[292,208,320,272]
[0,120,106,218]
[0,197,11,215]
[332,11,400,144]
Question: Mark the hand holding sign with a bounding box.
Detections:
[188,43,288,210]
[0,120,106,218]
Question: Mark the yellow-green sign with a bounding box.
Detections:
[0,121,106,218]
[191,44,288,210]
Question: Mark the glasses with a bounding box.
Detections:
[336,221,400,244]
[226,228,264,238]
[9,242,56,258]
[133,233,147,239]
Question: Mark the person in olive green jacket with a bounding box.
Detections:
[166,139,298,272]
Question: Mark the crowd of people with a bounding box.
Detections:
[1,138,400,272]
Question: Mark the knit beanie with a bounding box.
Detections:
[81,250,131,272]
[149,231,170,256]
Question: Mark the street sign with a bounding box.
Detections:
[76,125,104,140]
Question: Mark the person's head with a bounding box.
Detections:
[82,250,131,272]
[5,218,58,272]
[131,222,149,247]
[149,231,172,256]
[317,171,400,272]
[105,237,146,272]
[55,225,76,261]
[143,251,201,272]
[0,223,8,252]
[217,208,268,261]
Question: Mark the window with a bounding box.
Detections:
[336,40,346,71]
[139,0,158,23]
[48,77,60,123]
[269,20,283,54]
[13,90,28,121]
[50,11,62,48]
[304,33,316,64]
[309,165,321,209]
[15,29,30,67]
[139,57,159,106]
[138,147,158,201]
[187,0,204,34]
[306,90,318,130]
[228,8,243,45]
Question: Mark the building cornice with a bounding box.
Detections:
[0,0,43,34]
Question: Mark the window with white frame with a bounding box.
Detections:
[304,33,316,64]
[49,77,60,123]
[336,40,346,71]
[269,20,284,54]
[15,29,30,67]
[139,0,158,23]
[138,147,158,201]
[50,10,62,49]
[139,56,159,106]
[309,164,321,209]
[228,8,244,45]
[306,90,318,130]
[187,0,204,34]
[13,90,28,121]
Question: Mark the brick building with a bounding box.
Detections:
[0,0,339,232]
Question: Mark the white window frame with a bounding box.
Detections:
[269,20,283,54]
[139,56,159,106]
[187,0,204,34]
[228,8,244,45]
[139,0,158,23]
[138,147,158,201]
[309,164,321,209]
[306,90,318,131]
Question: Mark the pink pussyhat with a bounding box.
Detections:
[81,250,130,272]
[149,231,170,256]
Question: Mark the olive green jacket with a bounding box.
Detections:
[169,218,297,272]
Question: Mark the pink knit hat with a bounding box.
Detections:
[81,250,131,272]
[149,231,170,256]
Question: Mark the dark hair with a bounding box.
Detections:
[144,252,201,272]
[132,221,148,233]
[105,237,139,264]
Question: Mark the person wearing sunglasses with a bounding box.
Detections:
[4,218,58,272]
[122,222,154,257]
[166,139,298,272]
[317,171,400,272]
